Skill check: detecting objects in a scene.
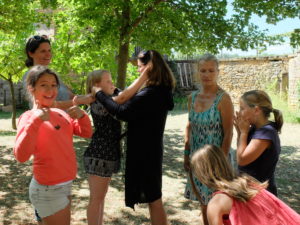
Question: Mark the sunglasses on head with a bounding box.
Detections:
[28,35,49,44]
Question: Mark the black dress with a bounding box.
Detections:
[83,89,121,177]
[96,85,174,208]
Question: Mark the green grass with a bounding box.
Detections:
[0,110,24,120]
[174,96,188,111]
[269,93,300,124]
[0,130,17,136]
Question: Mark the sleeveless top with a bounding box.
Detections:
[184,88,225,204]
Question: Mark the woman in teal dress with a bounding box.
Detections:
[183,53,234,225]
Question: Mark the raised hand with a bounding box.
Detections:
[66,106,85,119]
[234,111,250,135]
[33,100,50,121]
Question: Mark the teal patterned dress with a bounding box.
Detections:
[184,88,227,204]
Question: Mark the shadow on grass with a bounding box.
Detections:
[163,130,185,179]
[73,137,126,193]
[0,146,32,223]
[276,145,300,213]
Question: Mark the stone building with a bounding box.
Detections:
[175,52,300,109]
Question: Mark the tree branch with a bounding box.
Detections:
[128,0,168,36]
[0,74,8,81]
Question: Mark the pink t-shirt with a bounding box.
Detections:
[220,189,300,225]
[14,108,92,185]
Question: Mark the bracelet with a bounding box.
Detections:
[72,96,77,106]
[184,149,190,156]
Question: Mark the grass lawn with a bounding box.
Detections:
[0,110,299,224]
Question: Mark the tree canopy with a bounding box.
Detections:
[1,0,299,89]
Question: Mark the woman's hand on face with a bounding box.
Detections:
[234,111,250,134]
[140,62,153,79]
[66,106,85,119]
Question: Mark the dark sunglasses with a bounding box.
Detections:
[28,35,49,44]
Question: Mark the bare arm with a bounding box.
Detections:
[184,95,192,171]
[113,64,149,104]
[218,93,234,156]
[53,94,95,110]
[207,194,232,225]
[235,116,271,166]
[237,137,271,166]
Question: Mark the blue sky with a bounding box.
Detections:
[223,2,300,56]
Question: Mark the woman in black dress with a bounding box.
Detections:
[95,50,175,225]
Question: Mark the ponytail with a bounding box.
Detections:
[272,108,283,133]
[25,58,34,67]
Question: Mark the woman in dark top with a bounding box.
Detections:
[94,50,175,225]
[234,90,283,196]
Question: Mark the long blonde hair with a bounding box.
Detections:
[86,70,110,94]
[242,90,283,133]
[191,145,268,202]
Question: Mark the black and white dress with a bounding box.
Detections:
[83,90,121,177]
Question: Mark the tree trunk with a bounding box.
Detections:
[8,78,17,130]
[116,0,130,89]
[116,41,130,89]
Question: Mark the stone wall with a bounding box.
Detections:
[174,52,300,109]
[218,56,290,105]
[288,54,300,108]
[0,80,24,109]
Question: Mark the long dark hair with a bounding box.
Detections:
[138,50,176,89]
[25,35,51,67]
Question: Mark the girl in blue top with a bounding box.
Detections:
[234,90,283,196]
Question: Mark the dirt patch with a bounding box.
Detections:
[0,111,299,224]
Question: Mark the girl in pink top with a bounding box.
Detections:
[190,144,300,225]
[14,65,92,225]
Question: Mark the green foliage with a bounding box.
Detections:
[233,0,300,48]
[268,92,300,124]
[174,96,188,111]
[0,32,28,82]
[45,0,291,88]
[290,29,300,49]
[125,63,139,87]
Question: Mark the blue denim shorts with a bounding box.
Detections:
[29,178,72,218]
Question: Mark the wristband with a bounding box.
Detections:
[184,149,190,156]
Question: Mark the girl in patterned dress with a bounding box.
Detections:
[183,53,234,225]
[83,69,147,225]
